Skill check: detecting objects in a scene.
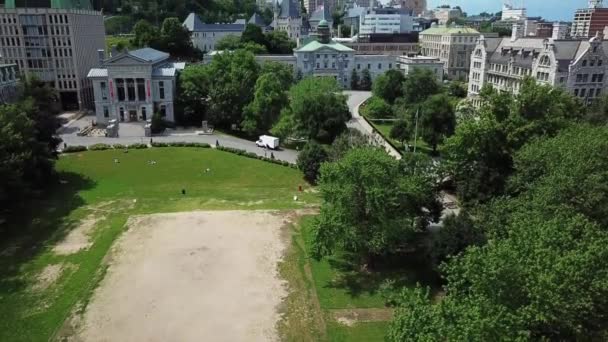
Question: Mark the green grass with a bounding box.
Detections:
[327,321,390,342]
[370,121,434,155]
[105,35,133,52]
[0,148,318,342]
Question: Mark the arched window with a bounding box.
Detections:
[539,55,551,66]
[474,49,482,57]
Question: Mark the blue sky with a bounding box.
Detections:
[425,0,589,21]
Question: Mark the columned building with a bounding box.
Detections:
[0,2,104,110]
[87,48,185,125]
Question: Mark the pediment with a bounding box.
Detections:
[104,55,150,66]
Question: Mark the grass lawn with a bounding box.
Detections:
[105,35,133,52]
[327,321,391,342]
[371,122,434,156]
[0,148,317,342]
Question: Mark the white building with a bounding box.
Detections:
[468,27,608,105]
[183,13,245,52]
[359,7,414,35]
[397,55,443,81]
[432,7,463,25]
[0,7,104,109]
[87,48,185,125]
[273,0,303,40]
[0,63,19,104]
[501,2,527,21]
[419,24,480,80]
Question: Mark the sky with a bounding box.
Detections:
[424,0,589,21]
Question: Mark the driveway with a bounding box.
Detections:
[343,91,402,159]
[58,116,299,164]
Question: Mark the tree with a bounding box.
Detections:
[372,69,405,104]
[296,142,328,184]
[361,96,392,118]
[585,93,608,125]
[430,211,484,268]
[132,19,160,48]
[206,49,260,127]
[105,15,134,35]
[272,77,350,143]
[350,68,359,90]
[241,23,266,47]
[340,25,351,38]
[21,77,61,152]
[175,64,209,125]
[151,112,164,133]
[359,68,372,90]
[311,148,441,268]
[389,119,411,147]
[402,68,440,104]
[242,63,293,134]
[159,17,194,58]
[327,128,370,161]
[215,35,244,51]
[265,30,296,54]
[448,81,467,98]
[419,93,456,154]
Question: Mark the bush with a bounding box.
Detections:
[216,146,296,168]
[112,144,126,149]
[297,142,328,184]
[62,145,87,153]
[362,96,393,119]
[89,143,112,151]
[166,142,211,148]
[151,142,170,147]
[127,143,148,149]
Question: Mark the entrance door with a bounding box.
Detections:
[129,110,137,121]
[119,108,125,122]
[141,107,147,121]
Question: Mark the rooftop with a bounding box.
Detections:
[128,48,170,63]
[183,13,245,32]
[2,0,93,9]
[421,24,480,35]
[296,39,355,52]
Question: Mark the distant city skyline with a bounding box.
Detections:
[421,0,590,21]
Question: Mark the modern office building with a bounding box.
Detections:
[359,7,414,35]
[572,0,608,38]
[501,2,527,21]
[468,26,608,105]
[397,55,443,81]
[419,24,480,80]
[183,13,245,52]
[0,1,104,109]
[87,48,185,125]
[0,63,19,104]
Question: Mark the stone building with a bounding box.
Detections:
[0,63,19,104]
[0,2,104,109]
[419,24,480,80]
[272,0,303,40]
[467,28,608,105]
[397,55,443,81]
[183,13,245,52]
[87,48,185,125]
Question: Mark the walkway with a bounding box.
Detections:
[343,91,402,160]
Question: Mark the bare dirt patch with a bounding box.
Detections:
[75,210,290,341]
[331,308,395,326]
[32,264,65,292]
[52,214,100,255]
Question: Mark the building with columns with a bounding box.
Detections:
[467,27,608,105]
[87,48,185,125]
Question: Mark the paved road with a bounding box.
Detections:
[343,90,402,159]
[58,116,299,164]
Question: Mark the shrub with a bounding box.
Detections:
[216,146,296,168]
[296,142,328,184]
[127,143,148,149]
[112,144,126,149]
[89,143,112,151]
[151,142,170,147]
[362,96,393,119]
[62,145,87,153]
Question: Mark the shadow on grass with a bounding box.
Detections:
[0,171,96,295]
[324,248,442,300]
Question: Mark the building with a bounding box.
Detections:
[273,0,303,40]
[463,15,497,30]
[572,0,608,38]
[309,1,332,34]
[501,2,527,21]
[344,33,419,55]
[432,6,462,25]
[0,2,104,110]
[399,0,426,16]
[397,55,442,81]
[419,24,480,80]
[0,63,19,104]
[468,27,608,105]
[183,13,245,52]
[343,6,366,35]
[359,7,414,35]
[87,48,185,125]
[249,13,271,32]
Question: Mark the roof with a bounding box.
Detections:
[278,0,300,18]
[87,68,108,78]
[2,0,92,9]
[249,13,267,26]
[310,3,331,23]
[183,13,245,32]
[421,25,480,35]
[129,48,170,63]
[296,40,355,52]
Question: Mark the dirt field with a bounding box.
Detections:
[76,211,290,341]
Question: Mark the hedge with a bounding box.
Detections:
[152,141,211,148]
[216,146,296,168]
[127,143,148,149]
[89,143,113,151]
[62,145,87,153]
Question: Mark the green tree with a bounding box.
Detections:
[327,128,370,161]
[372,69,405,104]
[296,142,328,184]
[311,148,441,268]
[241,23,267,47]
[340,25,351,38]
[21,77,61,152]
[206,49,260,127]
[448,81,467,98]
[359,68,372,90]
[350,68,359,90]
[389,119,411,147]
[430,211,484,268]
[150,112,164,133]
[265,30,296,54]
[272,77,350,143]
[361,96,392,118]
[419,93,456,154]
[132,19,160,48]
[585,93,608,125]
[402,68,440,104]
[159,17,194,57]
[105,15,134,35]
[215,35,244,51]
[175,64,209,125]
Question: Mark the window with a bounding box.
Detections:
[581,88,587,97]
[316,63,320,68]
[574,89,579,96]
[367,64,371,69]
[160,105,166,117]
[582,60,587,67]
[100,81,107,100]
[332,63,335,68]
[599,60,603,66]
[103,106,109,118]
[388,63,392,69]
[116,79,125,101]
[127,79,136,101]
[357,64,361,70]
[137,78,145,101]
[159,81,165,100]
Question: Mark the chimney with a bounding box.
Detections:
[97,49,105,66]
[511,22,524,42]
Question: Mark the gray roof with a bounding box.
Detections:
[183,12,245,32]
[183,13,205,31]
[310,2,331,23]
[278,0,300,18]
[249,13,267,26]
[152,62,186,77]
[129,48,170,63]
[87,68,108,78]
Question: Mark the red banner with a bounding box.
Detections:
[109,80,114,99]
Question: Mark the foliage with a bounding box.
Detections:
[241,24,266,47]
[327,128,371,162]
[62,145,87,153]
[372,69,405,104]
[402,68,440,104]
[159,17,194,58]
[359,68,372,91]
[265,30,296,54]
[419,93,456,153]
[350,68,359,90]
[586,93,608,125]
[132,19,159,48]
[272,77,350,144]
[296,142,328,184]
[216,35,244,51]
[216,146,296,168]
[20,77,62,152]
[242,62,293,134]
[430,211,484,268]
[88,143,113,151]
[389,119,411,146]
[176,64,209,125]
[311,148,441,267]
[361,96,393,119]
[104,15,133,35]
[151,112,164,134]
[448,81,467,98]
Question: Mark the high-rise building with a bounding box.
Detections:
[400,0,426,16]
[0,0,104,109]
[501,1,527,21]
[572,0,608,38]
[359,7,414,34]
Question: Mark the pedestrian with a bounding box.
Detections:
[216,139,220,147]
[150,138,153,145]
[63,142,67,149]
[270,152,275,160]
